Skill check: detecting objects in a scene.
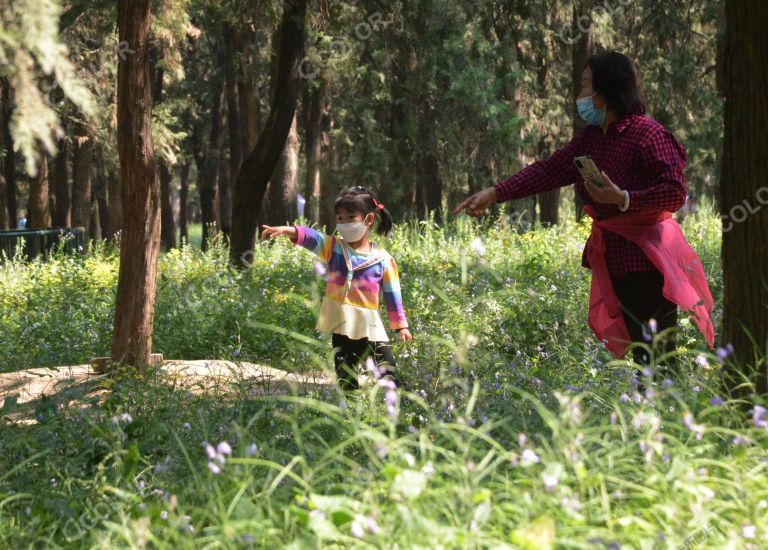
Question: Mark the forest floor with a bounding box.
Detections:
[0,360,333,425]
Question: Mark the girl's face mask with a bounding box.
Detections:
[336,213,373,242]
[576,93,606,127]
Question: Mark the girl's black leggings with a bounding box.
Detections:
[331,333,397,391]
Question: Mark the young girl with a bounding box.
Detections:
[261,186,413,390]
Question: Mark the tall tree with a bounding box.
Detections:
[0,86,8,230]
[230,0,307,265]
[221,26,242,237]
[571,0,596,221]
[52,134,71,227]
[266,114,299,225]
[27,154,52,229]
[71,118,94,238]
[178,161,190,244]
[111,0,161,367]
[303,76,330,225]
[721,0,768,396]
[107,169,122,239]
[1,81,17,227]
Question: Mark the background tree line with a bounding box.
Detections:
[0,0,723,247]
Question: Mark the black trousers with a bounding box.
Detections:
[331,333,398,391]
[611,270,678,369]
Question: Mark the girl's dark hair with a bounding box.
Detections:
[334,186,394,236]
[586,51,646,119]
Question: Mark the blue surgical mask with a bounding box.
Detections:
[576,93,606,126]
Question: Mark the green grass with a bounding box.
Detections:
[0,210,766,547]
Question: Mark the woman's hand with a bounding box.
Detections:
[453,187,497,218]
[584,171,626,206]
[261,225,298,241]
[398,328,413,342]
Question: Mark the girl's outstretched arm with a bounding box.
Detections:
[261,225,298,241]
[263,225,334,262]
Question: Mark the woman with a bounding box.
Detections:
[454,51,714,370]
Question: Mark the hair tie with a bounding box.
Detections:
[373,198,385,211]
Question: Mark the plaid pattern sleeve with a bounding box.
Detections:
[627,127,687,212]
[493,114,690,278]
[493,127,587,202]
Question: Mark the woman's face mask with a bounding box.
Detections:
[576,93,606,126]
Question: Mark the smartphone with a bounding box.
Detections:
[573,155,604,188]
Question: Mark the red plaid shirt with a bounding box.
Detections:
[494,113,687,278]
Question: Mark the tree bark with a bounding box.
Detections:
[71,119,93,239]
[416,97,443,223]
[237,34,261,152]
[221,28,242,237]
[721,0,768,396]
[178,161,190,244]
[159,162,176,250]
[198,82,223,251]
[230,0,307,265]
[27,154,52,229]
[267,114,299,225]
[92,166,107,240]
[1,80,17,227]
[303,77,329,225]
[0,86,8,229]
[572,0,596,221]
[107,169,122,239]
[52,134,70,227]
[111,0,161,367]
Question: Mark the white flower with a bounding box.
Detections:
[521,449,540,465]
[542,474,558,492]
[742,523,756,539]
[350,516,365,539]
[470,237,486,256]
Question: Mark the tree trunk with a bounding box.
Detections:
[111,0,161,367]
[0,86,8,229]
[537,138,559,226]
[27,154,52,229]
[52,134,70,227]
[319,99,336,230]
[416,97,442,223]
[159,162,176,250]
[303,77,329,224]
[572,0,596,221]
[92,165,108,240]
[1,80,17,227]
[230,0,307,266]
[178,162,190,244]
[72,119,93,239]
[266,114,299,226]
[237,42,260,152]
[221,29,242,237]
[198,82,223,251]
[107,169,122,239]
[721,0,768,396]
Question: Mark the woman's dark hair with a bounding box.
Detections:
[334,186,394,236]
[586,51,645,119]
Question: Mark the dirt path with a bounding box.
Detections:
[0,360,334,424]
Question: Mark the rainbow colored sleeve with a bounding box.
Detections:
[382,256,408,330]
[294,226,334,262]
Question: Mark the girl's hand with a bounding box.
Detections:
[261,225,297,241]
[583,171,626,206]
[398,328,413,342]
